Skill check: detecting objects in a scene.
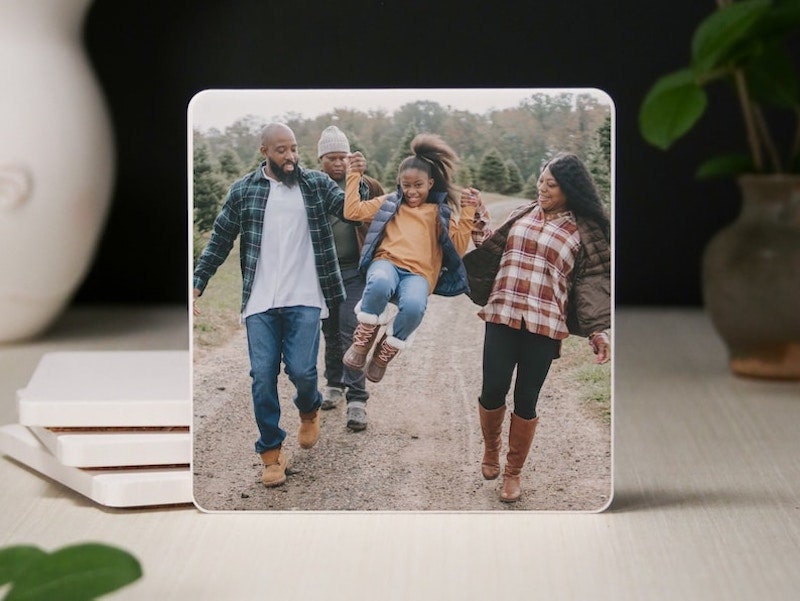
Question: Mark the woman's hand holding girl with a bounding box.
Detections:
[460,186,482,208]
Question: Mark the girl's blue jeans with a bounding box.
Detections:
[360,259,429,341]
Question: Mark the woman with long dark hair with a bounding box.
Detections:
[467,152,611,503]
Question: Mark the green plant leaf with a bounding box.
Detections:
[746,42,800,108]
[691,0,771,75]
[696,154,755,178]
[0,547,47,587]
[4,543,142,601]
[639,69,708,150]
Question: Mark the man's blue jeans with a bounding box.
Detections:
[245,306,322,454]
[361,259,429,341]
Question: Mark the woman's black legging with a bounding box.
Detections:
[479,321,560,420]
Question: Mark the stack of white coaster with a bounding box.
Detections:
[0,351,192,508]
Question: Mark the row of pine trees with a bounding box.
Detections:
[193,95,612,249]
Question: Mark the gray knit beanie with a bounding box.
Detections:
[317,126,350,158]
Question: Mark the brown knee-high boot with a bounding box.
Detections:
[478,404,506,480]
[500,413,539,503]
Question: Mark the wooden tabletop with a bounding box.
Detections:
[1,306,798,600]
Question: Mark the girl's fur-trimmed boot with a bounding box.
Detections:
[500,413,539,503]
[365,335,404,383]
[478,403,506,480]
[343,321,380,370]
[343,305,392,370]
[260,446,288,487]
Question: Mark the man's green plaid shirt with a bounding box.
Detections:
[193,162,368,313]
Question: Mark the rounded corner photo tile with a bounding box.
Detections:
[190,88,614,512]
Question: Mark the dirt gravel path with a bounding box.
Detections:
[192,292,612,513]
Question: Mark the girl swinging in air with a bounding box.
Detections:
[342,134,477,382]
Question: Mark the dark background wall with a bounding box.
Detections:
[77,0,752,308]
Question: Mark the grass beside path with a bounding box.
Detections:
[193,238,242,349]
[559,336,612,424]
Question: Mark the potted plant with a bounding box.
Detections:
[639,0,800,379]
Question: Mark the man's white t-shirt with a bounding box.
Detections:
[243,172,327,319]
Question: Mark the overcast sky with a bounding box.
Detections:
[189,88,614,132]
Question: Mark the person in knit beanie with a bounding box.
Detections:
[316,125,384,432]
[317,125,350,159]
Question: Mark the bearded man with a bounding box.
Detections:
[193,123,362,488]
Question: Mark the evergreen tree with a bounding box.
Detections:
[217,146,243,183]
[349,137,366,156]
[478,148,509,193]
[598,114,611,162]
[586,114,612,208]
[247,150,263,172]
[225,116,266,167]
[466,156,480,190]
[365,160,384,185]
[455,155,479,187]
[193,142,227,233]
[299,147,317,171]
[522,171,539,199]
[454,164,472,188]
[350,137,383,182]
[382,122,418,188]
[504,159,524,195]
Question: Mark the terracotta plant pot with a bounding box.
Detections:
[702,175,800,379]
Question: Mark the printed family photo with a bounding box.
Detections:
[189,88,614,511]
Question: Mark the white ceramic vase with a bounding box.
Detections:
[0,0,114,342]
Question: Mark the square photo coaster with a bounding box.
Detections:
[190,88,614,512]
[30,426,190,468]
[17,351,191,428]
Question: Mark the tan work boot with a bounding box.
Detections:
[298,408,321,449]
[478,403,506,480]
[343,322,380,370]
[500,413,539,503]
[365,335,403,383]
[260,446,288,487]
